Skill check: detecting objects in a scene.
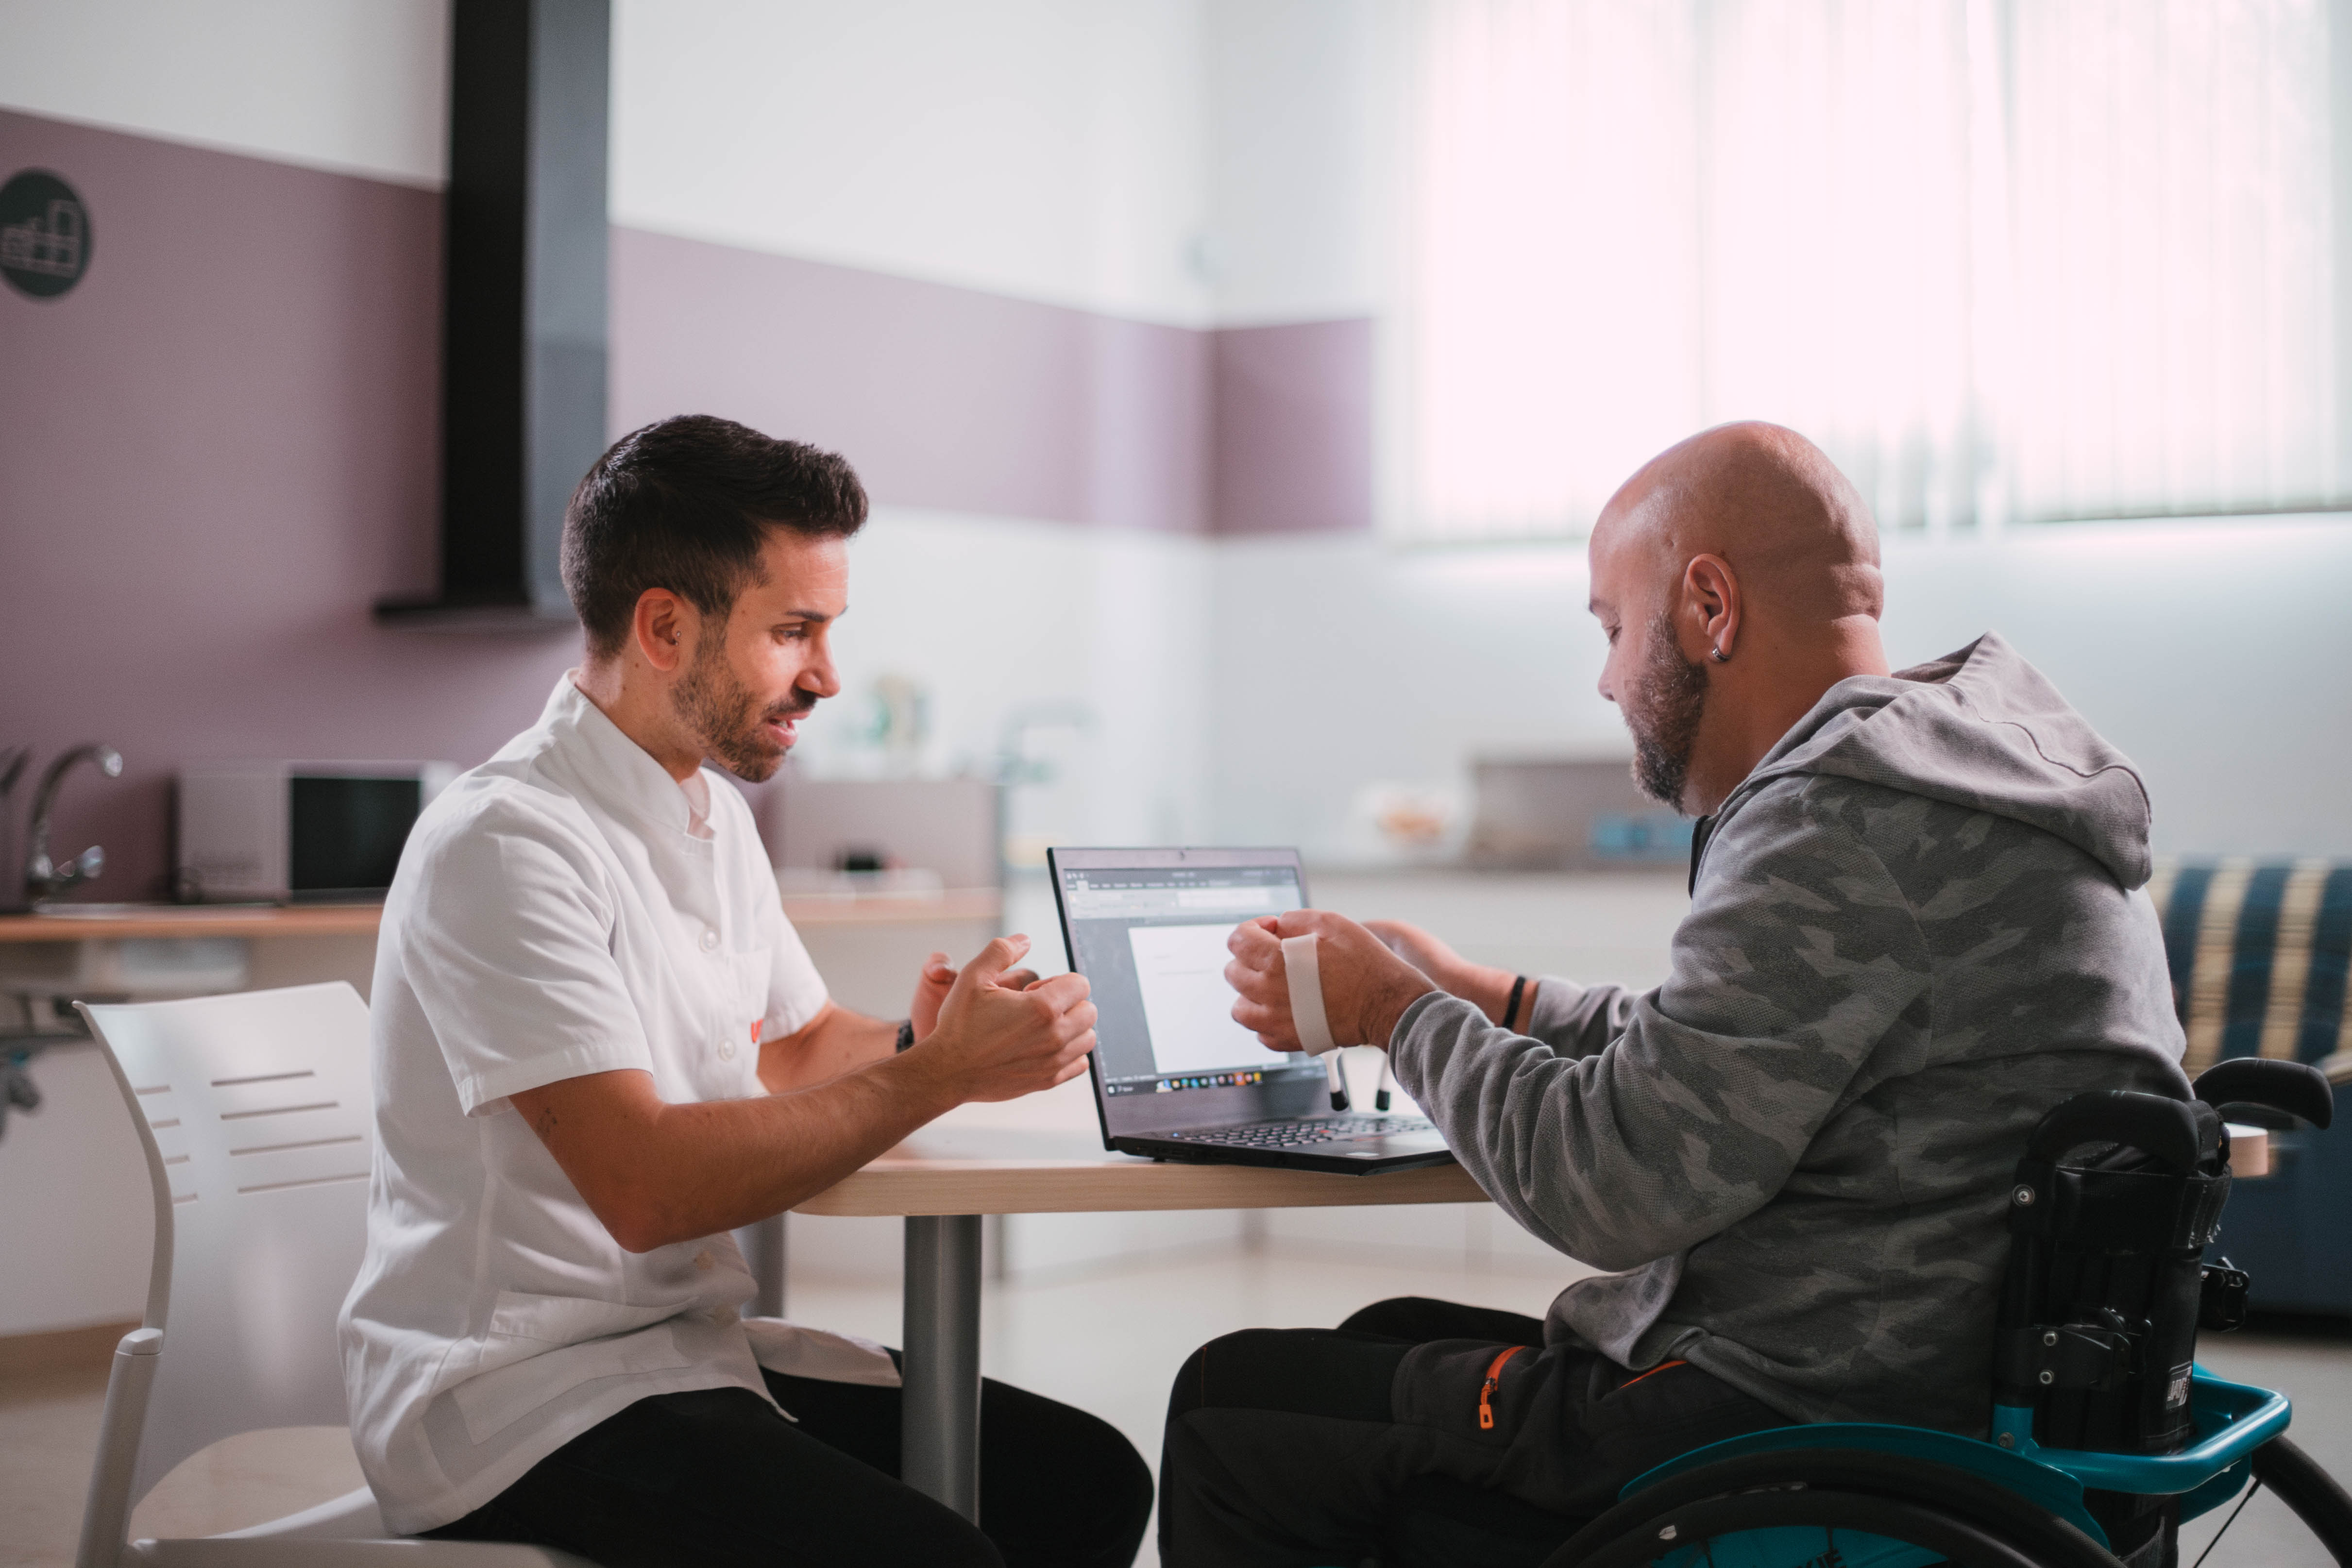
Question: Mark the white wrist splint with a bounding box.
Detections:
[1281,932,1339,1056]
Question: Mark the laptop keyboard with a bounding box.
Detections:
[1167,1115,1436,1149]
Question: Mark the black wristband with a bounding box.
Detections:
[1504,975,1528,1032]
[895,1019,916,1053]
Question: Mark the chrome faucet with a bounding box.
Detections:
[26,743,123,903]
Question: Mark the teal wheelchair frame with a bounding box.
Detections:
[1588,1369,2296,1567]
[1528,1057,2352,1568]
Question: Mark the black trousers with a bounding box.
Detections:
[1159,1297,1789,1568]
[428,1358,1153,1568]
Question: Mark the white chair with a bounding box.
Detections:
[74,982,591,1568]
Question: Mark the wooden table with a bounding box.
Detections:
[791,1123,1489,1519]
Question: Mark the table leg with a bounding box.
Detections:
[901,1213,983,1520]
[738,1213,786,1317]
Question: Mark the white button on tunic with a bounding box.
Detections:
[338,676,833,1535]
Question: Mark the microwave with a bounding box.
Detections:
[176,761,458,903]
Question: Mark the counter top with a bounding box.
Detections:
[0,889,1003,943]
[0,905,385,941]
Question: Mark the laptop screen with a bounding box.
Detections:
[1049,848,1328,1118]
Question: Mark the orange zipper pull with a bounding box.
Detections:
[1478,1346,1526,1431]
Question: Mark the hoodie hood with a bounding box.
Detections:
[1714,632,2154,889]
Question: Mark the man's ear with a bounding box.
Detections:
[1683,554,1742,662]
[631,590,695,675]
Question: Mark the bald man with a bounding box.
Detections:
[1156,424,2189,1568]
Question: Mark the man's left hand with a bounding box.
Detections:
[1225,910,1436,1054]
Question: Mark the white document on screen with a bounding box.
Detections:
[1126,920,1275,1076]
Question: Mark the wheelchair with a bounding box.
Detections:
[1539,1055,2352,1568]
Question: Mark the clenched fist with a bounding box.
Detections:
[1224,910,1437,1054]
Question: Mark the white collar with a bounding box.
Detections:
[677,770,716,841]
[542,674,706,841]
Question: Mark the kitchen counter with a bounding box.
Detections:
[0,905,384,942]
[0,890,1004,943]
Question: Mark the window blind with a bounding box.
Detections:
[1400,0,2343,542]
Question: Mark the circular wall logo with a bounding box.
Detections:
[0,170,92,300]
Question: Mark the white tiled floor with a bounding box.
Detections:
[7,1244,2351,1567]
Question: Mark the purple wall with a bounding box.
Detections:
[0,107,1371,902]
[611,231,1374,538]
[613,229,1213,534]
[1212,320,1374,535]
[0,109,581,903]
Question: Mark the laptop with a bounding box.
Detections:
[1047,846,1456,1175]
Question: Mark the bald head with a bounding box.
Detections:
[1588,423,1894,815]
[1594,422,1882,625]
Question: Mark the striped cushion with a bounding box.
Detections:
[2150,860,2352,1080]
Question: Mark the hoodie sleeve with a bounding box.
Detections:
[1390,776,1932,1273]
[1521,977,1636,1059]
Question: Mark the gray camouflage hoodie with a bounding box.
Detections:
[1389,632,2190,1434]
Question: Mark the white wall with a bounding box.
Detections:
[0,0,448,185]
[615,0,1212,323]
[1200,0,1389,324]
[1880,517,2352,858]
[1210,517,2352,863]
[0,1046,151,1335]
[1208,535,1612,859]
[788,507,1213,850]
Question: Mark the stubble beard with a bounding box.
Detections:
[676,639,814,784]
[1627,611,1710,811]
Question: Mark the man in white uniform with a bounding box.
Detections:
[339,416,1152,1568]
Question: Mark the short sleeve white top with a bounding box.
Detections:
[338,676,829,1534]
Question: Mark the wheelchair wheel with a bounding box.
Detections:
[1543,1447,2124,1568]
[2247,1436,2352,1566]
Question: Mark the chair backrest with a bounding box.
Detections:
[1992,1057,2332,1565]
[1994,1089,2228,1458]
[79,982,376,1507]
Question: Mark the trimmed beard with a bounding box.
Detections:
[1627,611,1709,810]
[676,636,813,783]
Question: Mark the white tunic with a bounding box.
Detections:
[338,676,835,1534]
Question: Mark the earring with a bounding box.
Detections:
[1710,645,1730,663]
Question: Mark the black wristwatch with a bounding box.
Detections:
[895,1019,916,1053]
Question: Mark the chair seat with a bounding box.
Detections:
[213,1486,384,1540]
[123,1486,596,1568]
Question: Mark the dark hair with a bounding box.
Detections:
[560,415,868,658]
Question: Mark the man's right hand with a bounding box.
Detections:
[907,935,1096,1102]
